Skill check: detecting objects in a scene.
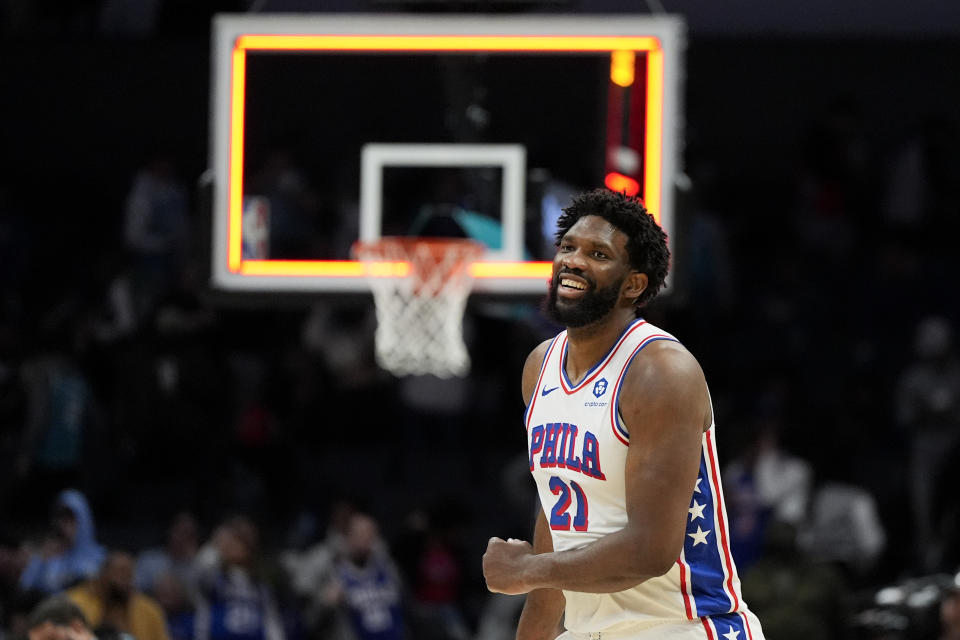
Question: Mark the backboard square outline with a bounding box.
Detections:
[210,15,684,294]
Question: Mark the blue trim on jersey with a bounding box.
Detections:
[523,335,561,427]
[707,612,751,639]
[687,453,736,616]
[559,318,645,390]
[611,336,677,441]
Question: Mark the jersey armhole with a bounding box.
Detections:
[704,383,716,433]
[609,335,679,446]
[523,335,561,430]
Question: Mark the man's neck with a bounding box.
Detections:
[564,309,637,384]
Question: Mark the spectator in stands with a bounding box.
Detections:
[150,572,196,640]
[794,96,871,259]
[24,596,95,640]
[247,148,321,260]
[941,587,960,640]
[896,315,960,571]
[396,503,469,640]
[329,513,405,640]
[19,490,105,594]
[134,512,200,598]
[741,521,850,640]
[5,588,45,640]
[723,412,813,572]
[881,114,960,237]
[122,151,190,317]
[800,477,886,582]
[66,550,169,640]
[0,535,32,626]
[282,501,357,640]
[194,516,285,640]
[15,342,101,506]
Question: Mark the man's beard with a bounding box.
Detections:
[543,270,623,328]
[105,584,131,605]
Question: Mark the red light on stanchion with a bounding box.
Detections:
[604,172,640,197]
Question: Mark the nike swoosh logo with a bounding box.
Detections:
[541,386,559,396]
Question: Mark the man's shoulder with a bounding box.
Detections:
[132,592,166,618]
[617,334,712,435]
[524,337,558,369]
[521,336,560,405]
[621,338,705,396]
[63,584,98,617]
[65,581,96,600]
[632,332,696,364]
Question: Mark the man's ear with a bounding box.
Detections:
[623,272,648,304]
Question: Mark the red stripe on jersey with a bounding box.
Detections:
[705,429,740,611]
[610,414,630,446]
[700,617,716,640]
[739,612,755,640]
[677,556,694,620]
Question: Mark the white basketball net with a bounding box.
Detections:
[353,238,485,378]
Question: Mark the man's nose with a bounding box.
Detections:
[559,249,587,271]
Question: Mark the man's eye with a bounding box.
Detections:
[593,251,608,259]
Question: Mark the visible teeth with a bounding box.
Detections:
[560,278,586,290]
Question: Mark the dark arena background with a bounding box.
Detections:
[1,1,960,639]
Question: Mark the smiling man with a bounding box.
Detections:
[482,189,765,640]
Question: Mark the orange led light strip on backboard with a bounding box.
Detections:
[235,34,661,52]
[227,34,664,277]
[239,260,553,279]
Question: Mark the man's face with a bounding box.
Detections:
[53,510,77,545]
[101,553,134,604]
[168,514,198,556]
[545,215,634,328]
[215,524,253,567]
[345,515,378,567]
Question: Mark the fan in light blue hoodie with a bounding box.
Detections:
[19,489,106,594]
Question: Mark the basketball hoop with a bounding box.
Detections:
[353,237,486,378]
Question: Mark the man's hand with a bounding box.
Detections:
[482,537,535,595]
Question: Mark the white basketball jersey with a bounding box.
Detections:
[524,318,760,637]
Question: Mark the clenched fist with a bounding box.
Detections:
[482,536,536,595]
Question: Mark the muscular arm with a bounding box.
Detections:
[484,341,710,595]
[515,510,565,640]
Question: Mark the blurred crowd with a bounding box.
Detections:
[0,489,487,640]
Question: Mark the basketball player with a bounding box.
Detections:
[482,189,765,639]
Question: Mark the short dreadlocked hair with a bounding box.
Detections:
[555,188,670,308]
